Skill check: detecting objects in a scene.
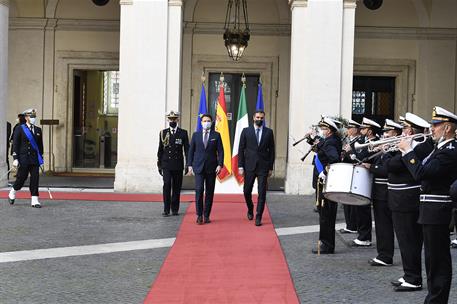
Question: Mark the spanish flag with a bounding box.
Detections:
[215,82,232,181]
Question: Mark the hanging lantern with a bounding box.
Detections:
[223,0,250,61]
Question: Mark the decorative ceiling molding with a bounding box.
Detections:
[184,22,291,36]
[9,18,119,32]
[356,26,457,40]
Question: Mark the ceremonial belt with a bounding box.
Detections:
[374,178,388,185]
[387,183,421,191]
[420,194,452,203]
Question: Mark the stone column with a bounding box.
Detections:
[115,0,169,192]
[0,0,9,187]
[286,0,355,194]
[167,0,183,114]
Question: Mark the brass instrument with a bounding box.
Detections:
[354,133,431,153]
[292,124,320,147]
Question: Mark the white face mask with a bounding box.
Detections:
[202,121,211,130]
[29,117,36,125]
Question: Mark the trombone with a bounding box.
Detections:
[354,133,431,153]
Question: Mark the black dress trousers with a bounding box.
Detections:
[372,198,394,264]
[162,169,183,214]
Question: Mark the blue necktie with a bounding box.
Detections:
[256,128,260,145]
[204,131,209,148]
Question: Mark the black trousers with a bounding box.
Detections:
[356,204,372,241]
[392,211,423,285]
[162,169,183,214]
[343,204,357,231]
[316,185,338,251]
[373,199,394,264]
[195,172,216,218]
[13,164,39,196]
[423,224,452,304]
[243,171,268,219]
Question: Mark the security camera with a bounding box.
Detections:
[363,0,383,10]
[92,0,110,6]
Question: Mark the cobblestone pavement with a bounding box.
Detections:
[1,194,457,303]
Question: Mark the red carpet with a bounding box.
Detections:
[144,203,299,304]
[0,191,254,203]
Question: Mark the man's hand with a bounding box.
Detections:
[158,168,163,176]
[318,171,326,184]
[187,166,194,176]
[184,167,189,176]
[361,162,371,169]
[398,138,413,154]
[215,166,221,174]
[268,170,273,178]
[12,159,19,168]
[239,168,244,176]
[343,144,351,152]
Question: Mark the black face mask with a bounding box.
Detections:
[169,121,177,128]
[254,120,263,127]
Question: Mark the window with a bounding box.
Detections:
[103,71,120,115]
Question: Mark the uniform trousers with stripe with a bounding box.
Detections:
[372,198,394,264]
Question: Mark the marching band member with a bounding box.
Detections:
[352,117,381,247]
[308,117,342,254]
[398,106,457,303]
[362,119,402,267]
[340,119,363,234]
[388,112,432,292]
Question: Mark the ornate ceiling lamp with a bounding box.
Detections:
[223,0,250,61]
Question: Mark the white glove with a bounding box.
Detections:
[12,159,19,167]
[187,166,194,176]
[215,166,221,174]
[239,168,244,176]
[318,172,326,183]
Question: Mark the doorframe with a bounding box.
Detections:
[54,51,119,173]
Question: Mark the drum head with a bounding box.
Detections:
[323,192,371,206]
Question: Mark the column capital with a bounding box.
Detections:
[344,0,357,9]
[169,0,183,6]
[0,0,9,8]
[120,0,133,5]
[289,0,307,9]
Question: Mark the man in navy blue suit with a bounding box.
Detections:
[238,110,275,226]
[187,114,224,224]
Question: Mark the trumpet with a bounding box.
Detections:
[354,133,431,153]
[292,124,320,147]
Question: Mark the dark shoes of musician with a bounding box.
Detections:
[352,239,372,247]
[394,281,422,292]
[8,198,15,205]
[369,258,392,267]
[311,247,334,254]
[196,216,203,225]
[247,211,254,221]
[391,278,404,287]
[172,212,179,216]
[162,212,170,217]
[204,217,211,224]
[339,228,357,234]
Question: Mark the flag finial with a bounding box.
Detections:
[220,72,224,83]
[201,71,206,83]
[241,73,246,84]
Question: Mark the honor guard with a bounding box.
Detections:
[309,117,342,254]
[157,111,189,217]
[398,106,457,303]
[388,112,432,291]
[363,119,402,266]
[8,108,44,208]
[340,119,363,234]
[352,117,381,247]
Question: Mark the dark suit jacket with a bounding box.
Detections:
[157,127,189,171]
[187,130,224,174]
[238,126,275,174]
[12,124,44,166]
[312,134,342,189]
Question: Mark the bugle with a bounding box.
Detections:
[354,133,431,153]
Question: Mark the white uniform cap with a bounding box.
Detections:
[404,112,430,129]
[347,119,361,128]
[360,117,381,129]
[22,108,37,115]
[431,106,457,124]
[318,117,338,131]
[166,110,180,118]
[383,119,403,131]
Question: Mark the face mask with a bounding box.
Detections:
[202,121,211,130]
[318,130,325,138]
[254,120,263,127]
[169,121,177,128]
[29,117,36,125]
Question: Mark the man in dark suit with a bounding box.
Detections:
[238,110,275,226]
[8,108,44,208]
[6,121,11,175]
[187,114,224,224]
[157,110,189,217]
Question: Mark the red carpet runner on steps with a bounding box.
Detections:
[144,202,299,304]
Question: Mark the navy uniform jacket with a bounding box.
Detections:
[369,152,393,201]
[310,134,342,189]
[12,124,43,166]
[157,128,189,171]
[341,136,365,163]
[238,126,275,175]
[402,139,457,224]
[187,130,224,174]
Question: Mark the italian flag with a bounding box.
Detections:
[232,83,249,184]
[215,82,232,181]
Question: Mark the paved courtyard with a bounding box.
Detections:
[1,193,457,303]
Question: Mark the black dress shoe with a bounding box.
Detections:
[311,248,334,254]
[247,211,253,221]
[33,204,41,208]
[369,258,392,267]
[172,212,179,216]
[204,217,211,224]
[8,198,14,205]
[196,216,203,225]
[390,279,403,287]
[255,215,262,226]
[394,283,422,292]
[162,212,170,217]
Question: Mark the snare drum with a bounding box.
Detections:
[323,163,373,206]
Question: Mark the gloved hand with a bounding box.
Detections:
[187,166,194,176]
[215,166,221,174]
[184,167,189,175]
[318,171,326,183]
[12,159,19,168]
[158,168,163,176]
[238,168,244,176]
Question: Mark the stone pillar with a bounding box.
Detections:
[0,0,9,187]
[167,0,183,114]
[285,0,355,194]
[115,0,169,192]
